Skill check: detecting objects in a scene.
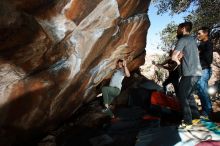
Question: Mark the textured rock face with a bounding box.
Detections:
[0,0,150,142]
[210,52,220,85]
[140,52,167,85]
[141,51,220,89]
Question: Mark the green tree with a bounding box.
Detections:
[159,22,178,51]
[153,0,219,17]
[153,0,220,52]
[152,0,192,15]
[153,0,220,30]
[184,0,220,32]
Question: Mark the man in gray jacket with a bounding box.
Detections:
[172,22,202,128]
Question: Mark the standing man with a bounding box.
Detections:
[172,22,202,128]
[197,27,213,118]
[102,59,130,117]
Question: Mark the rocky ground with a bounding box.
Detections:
[37,98,181,146]
[36,99,220,146]
[35,86,220,146]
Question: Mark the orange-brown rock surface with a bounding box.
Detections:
[209,52,220,85]
[0,0,150,143]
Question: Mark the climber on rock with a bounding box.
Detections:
[101,59,130,118]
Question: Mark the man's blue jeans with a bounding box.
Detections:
[197,68,212,116]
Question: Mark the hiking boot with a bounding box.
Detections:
[101,108,114,118]
[200,115,209,120]
[192,119,201,125]
[178,122,192,130]
[101,108,109,113]
[200,112,210,120]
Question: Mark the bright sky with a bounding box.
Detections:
[146,4,190,54]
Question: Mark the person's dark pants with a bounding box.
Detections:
[102,86,120,106]
[188,94,200,119]
[163,70,179,94]
[197,68,213,116]
[177,76,200,124]
[101,86,120,117]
